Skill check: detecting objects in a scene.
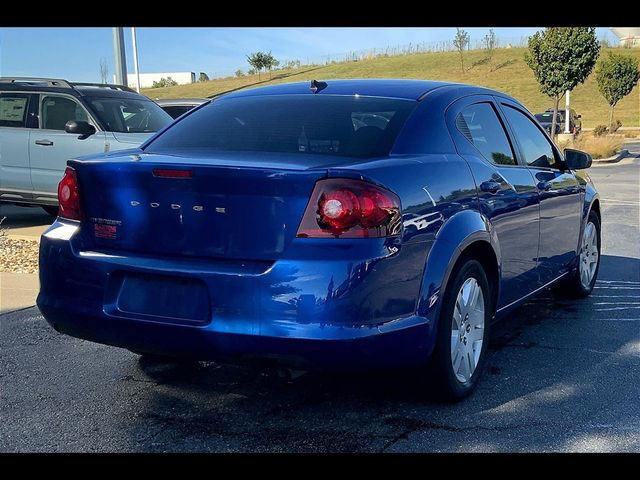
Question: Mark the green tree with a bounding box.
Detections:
[263,52,279,79]
[525,27,600,138]
[453,28,470,73]
[483,29,497,69]
[198,72,209,82]
[246,52,266,80]
[595,53,640,132]
[234,69,245,78]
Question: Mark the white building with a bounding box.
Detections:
[119,72,196,89]
[610,28,640,48]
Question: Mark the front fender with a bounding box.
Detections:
[416,209,501,351]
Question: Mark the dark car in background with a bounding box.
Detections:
[534,111,563,135]
[553,108,582,134]
[156,98,209,119]
[535,108,582,135]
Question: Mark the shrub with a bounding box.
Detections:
[234,69,245,77]
[593,125,608,137]
[610,119,622,134]
[570,135,623,159]
[151,77,178,88]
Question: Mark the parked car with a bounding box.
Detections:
[0,77,173,215]
[156,98,209,119]
[37,79,601,400]
[534,111,563,135]
[550,108,582,134]
[535,108,582,135]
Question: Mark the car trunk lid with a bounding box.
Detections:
[72,152,329,261]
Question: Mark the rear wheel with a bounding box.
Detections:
[424,258,492,401]
[42,206,58,217]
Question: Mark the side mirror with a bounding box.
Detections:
[564,148,592,170]
[64,120,96,139]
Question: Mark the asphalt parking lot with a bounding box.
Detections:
[1,153,638,452]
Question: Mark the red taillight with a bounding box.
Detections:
[152,168,193,178]
[296,179,401,238]
[57,167,82,220]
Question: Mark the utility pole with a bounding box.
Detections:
[565,89,571,134]
[112,27,128,86]
[131,27,141,93]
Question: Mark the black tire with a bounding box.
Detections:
[42,206,59,217]
[424,258,492,402]
[559,210,601,298]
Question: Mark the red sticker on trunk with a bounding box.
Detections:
[94,224,117,240]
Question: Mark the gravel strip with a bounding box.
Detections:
[0,237,40,274]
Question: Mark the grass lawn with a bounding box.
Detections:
[142,47,640,129]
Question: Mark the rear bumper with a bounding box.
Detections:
[37,220,434,369]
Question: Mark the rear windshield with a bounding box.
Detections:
[535,112,561,122]
[144,95,417,159]
[88,97,172,134]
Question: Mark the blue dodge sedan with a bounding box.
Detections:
[37,79,601,400]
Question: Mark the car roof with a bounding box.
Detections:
[222,79,445,100]
[73,85,157,101]
[155,98,209,106]
[0,79,151,101]
[221,79,506,101]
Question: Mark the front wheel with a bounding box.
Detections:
[560,211,601,298]
[424,258,492,401]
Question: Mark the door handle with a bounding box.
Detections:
[480,181,501,194]
[35,139,54,146]
[537,181,552,192]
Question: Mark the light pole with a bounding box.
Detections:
[131,27,141,93]
[112,27,128,86]
[565,89,571,134]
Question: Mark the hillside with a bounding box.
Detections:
[142,47,640,128]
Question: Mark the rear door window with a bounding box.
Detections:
[455,103,516,166]
[0,93,30,128]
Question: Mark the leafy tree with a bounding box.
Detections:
[453,28,470,73]
[263,52,279,79]
[246,52,266,80]
[483,29,497,69]
[99,58,109,84]
[595,53,640,132]
[235,69,245,78]
[525,27,600,138]
[198,72,209,82]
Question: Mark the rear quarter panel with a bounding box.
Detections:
[328,152,483,347]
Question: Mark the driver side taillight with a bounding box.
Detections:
[57,167,83,220]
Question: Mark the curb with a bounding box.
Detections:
[591,149,630,164]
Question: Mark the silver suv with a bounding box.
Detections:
[0,77,172,215]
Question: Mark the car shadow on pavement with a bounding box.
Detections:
[123,254,639,452]
[0,204,54,230]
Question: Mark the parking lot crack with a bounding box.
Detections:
[379,416,550,452]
